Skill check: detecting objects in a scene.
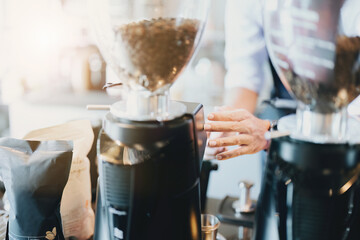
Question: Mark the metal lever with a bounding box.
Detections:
[103,82,123,89]
[86,105,111,111]
[232,180,255,214]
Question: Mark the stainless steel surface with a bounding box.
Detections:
[206,197,255,240]
[99,130,148,165]
[86,105,111,111]
[88,90,187,120]
[232,181,255,214]
[296,103,347,142]
[201,214,221,240]
[264,0,360,142]
[264,130,291,140]
[110,95,187,121]
[103,82,123,89]
[278,114,360,144]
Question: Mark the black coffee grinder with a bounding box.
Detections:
[87,0,210,239]
[254,0,360,239]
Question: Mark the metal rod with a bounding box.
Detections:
[264,130,291,140]
[86,105,111,110]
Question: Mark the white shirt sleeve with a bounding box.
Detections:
[224,0,268,94]
[340,0,360,36]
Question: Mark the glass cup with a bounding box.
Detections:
[201,214,220,240]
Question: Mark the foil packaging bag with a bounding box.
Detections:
[24,120,95,240]
[0,138,73,240]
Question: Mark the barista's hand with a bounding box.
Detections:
[204,108,270,160]
[203,106,235,160]
[204,131,232,160]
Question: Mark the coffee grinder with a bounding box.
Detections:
[87,0,210,239]
[254,0,360,239]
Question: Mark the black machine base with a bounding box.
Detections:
[94,102,207,240]
[254,137,360,240]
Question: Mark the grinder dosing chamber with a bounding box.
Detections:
[254,0,360,239]
[88,0,210,239]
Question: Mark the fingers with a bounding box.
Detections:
[207,109,250,121]
[208,131,227,139]
[204,146,228,160]
[206,131,211,138]
[204,147,225,156]
[204,121,248,133]
[216,146,251,160]
[208,134,251,147]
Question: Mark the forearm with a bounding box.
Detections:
[224,87,259,114]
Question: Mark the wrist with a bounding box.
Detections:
[263,119,271,131]
[267,119,278,131]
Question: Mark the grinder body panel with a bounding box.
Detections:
[94,102,206,240]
